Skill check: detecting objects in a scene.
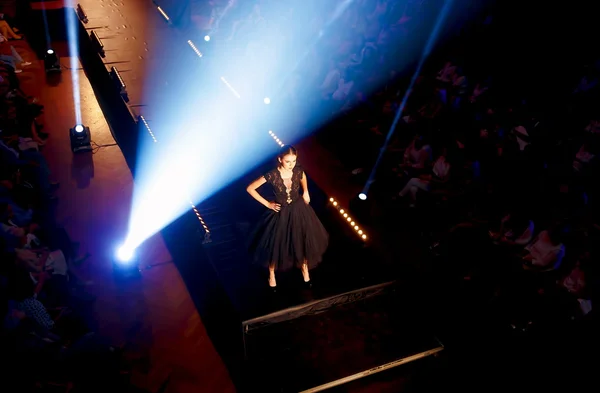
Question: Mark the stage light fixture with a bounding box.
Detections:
[44,49,61,73]
[116,245,135,263]
[90,30,105,58]
[113,244,141,278]
[110,66,129,102]
[264,97,271,105]
[76,3,89,23]
[204,35,211,42]
[350,193,371,224]
[70,124,92,153]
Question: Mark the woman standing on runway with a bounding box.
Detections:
[246,145,329,288]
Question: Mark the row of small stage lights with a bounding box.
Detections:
[268,130,284,147]
[154,5,365,242]
[189,200,210,235]
[138,115,158,143]
[329,198,367,241]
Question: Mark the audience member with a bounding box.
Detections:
[0,14,118,390]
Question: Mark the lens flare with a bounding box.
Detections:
[116,245,135,263]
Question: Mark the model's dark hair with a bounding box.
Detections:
[278,145,297,159]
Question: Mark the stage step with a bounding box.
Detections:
[243,286,443,393]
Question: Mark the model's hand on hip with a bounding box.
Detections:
[269,202,281,212]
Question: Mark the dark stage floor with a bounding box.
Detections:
[165,169,443,392]
[244,287,442,393]
[160,164,445,392]
[192,164,392,321]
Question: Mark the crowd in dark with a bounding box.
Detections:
[197,0,597,333]
[313,0,598,332]
[0,11,129,392]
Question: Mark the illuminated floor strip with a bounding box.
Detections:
[138,115,157,143]
[220,76,241,99]
[156,6,170,22]
[268,130,284,147]
[329,197,368,241]
[187,40,203,58]
[189,200,211,235]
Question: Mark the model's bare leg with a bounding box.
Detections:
[301,261,310,282]
[268,264,276,287]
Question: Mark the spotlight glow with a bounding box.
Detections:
[65,1,82,124]
[116,245,135,263]
[74,124,84,133]
[124,0,444,252]
[47,49,54,55]
[358,193,367,201]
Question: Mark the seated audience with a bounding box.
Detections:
[583,118,600,135]
[489,211,535,248]
[400,134,432,173]
[522,226,566,270]
[398,148,451,207]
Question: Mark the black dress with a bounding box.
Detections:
[248,166,329,272]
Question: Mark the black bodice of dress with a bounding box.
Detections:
[264,167,303,206]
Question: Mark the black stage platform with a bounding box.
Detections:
[29,3,444,391]
[163,164,444,392]
[196,165,389,322]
